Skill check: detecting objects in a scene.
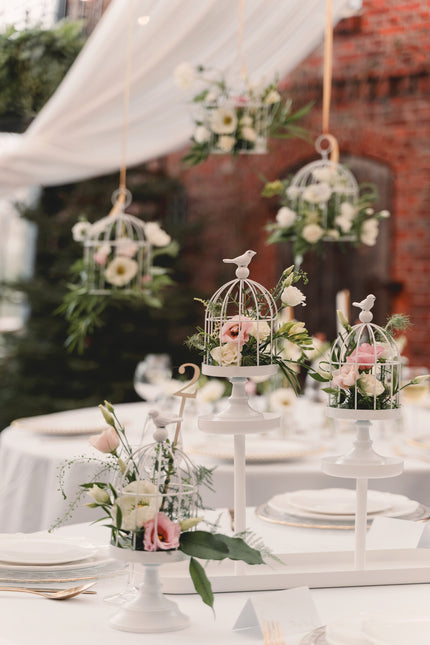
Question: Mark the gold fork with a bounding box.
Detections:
[262,619,286,645]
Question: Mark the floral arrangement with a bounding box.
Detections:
[57,218,178,353]
[77,402,265,609]
[187,265,315,391]
[319,312,429,411]
[174,62,311,166]
[262,176,390,263]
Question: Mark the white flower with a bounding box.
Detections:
[210,343,240,366]
[302,182,332,203]
[115,480,161,531]
[335,215,353,233]
[241,126,257,142]
[174,62,196,89]
[360,218,379,246]
[210,106,237,134]
[264,89,281,104]
[198,380,225,403]
[326,229,340,239]
[286,186,300,200]
[289,321,306,335]
[72,221,91,242]
[94,242,111,266]
[87,485,110,505]
[302,223,324,244]
[340,201,356,220]
[144,221,171,247]
[204,90,218,104]
[365,207,375,215]
[248,320,271,342]
[312,167,334,183]
[276,206,296,228]
[379,209,390,218]
[115,238,138,258]
[105,256,138,287]
[217,135,235,152]
[194,125,211,144]
[240,115,253,126]
[357,374,385,397]
[281,340,302,364]
[281,285,306,307]
[268,387,297,411]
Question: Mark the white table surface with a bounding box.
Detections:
[1,399,430,533]
[1,509,430,645]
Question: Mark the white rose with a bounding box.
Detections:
[276,206,297,228]
[302,182,332,203]
[72,220,91,242]
[335,215,353,233]
[198,380,225,403]
[210,106,237,134]
[286,186,300,200]
[302,223,324,244]
[268,387,297,411]
[174,62,196,89]
[194,125,211,144]
[358,374,385,397]
[144,221,171,247]
[248,320,271,342]
[340,201,356,220]
[361,218,379,246]
[217,135,235,152]
[210,343,240,366]
[241,126,257,142]
[264,89,281,104]
[281,285,306,307]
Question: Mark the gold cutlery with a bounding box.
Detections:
[0,582,96,600]
[262,619,286,645]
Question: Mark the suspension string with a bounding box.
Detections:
[238,0,247,81]
[322,0,339,164]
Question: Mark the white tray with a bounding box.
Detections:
[159,549,430,594]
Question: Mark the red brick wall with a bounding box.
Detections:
[167,0,430,367]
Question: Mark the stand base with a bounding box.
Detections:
[198,411,280,435]
[322,455,403,479]
[109,593,190,633]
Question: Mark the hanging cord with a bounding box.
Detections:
[108,0,135,216]
[321,0,339,164]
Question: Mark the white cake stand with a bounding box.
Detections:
[323,408,403,570]
[198,364,280,535]
[108,547,189,633]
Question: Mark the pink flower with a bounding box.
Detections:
[143,512,181,551]
[221,316,253,347]
[346,343,384,370]
[94,243,111,266]
[89,427,120,453]
[332,364,358,389]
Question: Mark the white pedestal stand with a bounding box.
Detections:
[322,409,403,570]
[198,365,280,535]
[108,548,189,633]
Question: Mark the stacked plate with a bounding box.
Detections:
[187,437,326,463]
[0,535,124,586]
[256,488,429,529]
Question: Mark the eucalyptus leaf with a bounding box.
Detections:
[179,531,229,560]
[189,557,214,610]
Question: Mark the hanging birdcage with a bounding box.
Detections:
[83,189,152,295]
[110,436,198,553]
[202,252,278,377]
[287,134,360,236]
[327,294,402,420]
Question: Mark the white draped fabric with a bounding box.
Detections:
[0,0,355,192]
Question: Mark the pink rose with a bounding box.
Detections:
[143,512,181,551]
[346,343,384,370]
[221,316,253,347]
[332,363,358,389]
[89,427,120,453]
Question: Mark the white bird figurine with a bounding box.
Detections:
[147,409,182,428]
[352,294,376,311]
[223,250,256,268]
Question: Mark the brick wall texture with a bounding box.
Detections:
[167,0,430,367]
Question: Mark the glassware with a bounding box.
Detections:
[133,354,172,402]
[401,367,429,404]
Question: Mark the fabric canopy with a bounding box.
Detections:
[0,0,356,192]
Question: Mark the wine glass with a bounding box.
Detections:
[133,354,172,402]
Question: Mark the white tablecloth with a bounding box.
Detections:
[1,400,430,533]
[1,510,430,645]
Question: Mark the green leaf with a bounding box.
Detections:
[179,531,229,560]
[213,534,264,564]
[189,557,214,611]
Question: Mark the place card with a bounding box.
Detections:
[233,586,321,637]
[367,516,427,549]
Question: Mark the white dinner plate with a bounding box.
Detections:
[11,409,109,436]
[362,615,430,645]
[284,488,392,516]
[186,437,325,463]
[0,537,97,565]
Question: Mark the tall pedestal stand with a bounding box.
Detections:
[322,410,403,569]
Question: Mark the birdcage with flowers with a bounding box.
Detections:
[82,190,151,295]
[326,294,402,420]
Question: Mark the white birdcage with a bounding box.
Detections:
[202,251,278,377]
[83,190,151,295]
[327,294,401,419]
[288,134,359,235]
[110,436,198,553]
